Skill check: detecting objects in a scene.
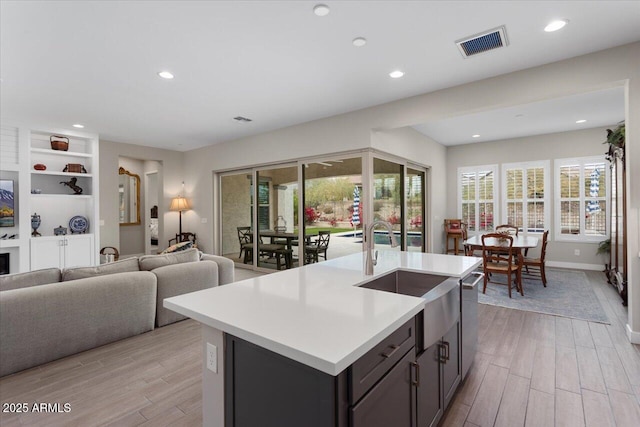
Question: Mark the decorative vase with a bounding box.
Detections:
[31,213,42,237]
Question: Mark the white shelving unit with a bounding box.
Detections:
[0,125,100,274]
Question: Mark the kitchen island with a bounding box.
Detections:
[165,251,481,427]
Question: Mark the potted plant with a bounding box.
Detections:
[604,122,625,161]
[597,238,612,281]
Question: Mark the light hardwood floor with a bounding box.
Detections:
[442,270,640,427]
[1,270,639,426]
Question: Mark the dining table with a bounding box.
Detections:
[463,234,539,256]
[259,230,318,252]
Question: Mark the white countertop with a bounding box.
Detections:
[164,251,481,376]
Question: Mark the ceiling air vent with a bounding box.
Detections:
[456,26,508,58]
[233,116,253,122]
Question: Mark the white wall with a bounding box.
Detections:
[99,140,183,255]
[446,126,613,267]
[184,42,640,338]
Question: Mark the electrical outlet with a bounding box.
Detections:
[206,342,217,373]
[201,218,208,224]
[574,249,580,256]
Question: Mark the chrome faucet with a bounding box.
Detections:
[365,220,399,275]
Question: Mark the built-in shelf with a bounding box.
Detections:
[30,194,92,199]
[0,239,22,249]
[0,163,20,172]
[30,148,92,158]
[1,126,99,274]
[30,170,93,178]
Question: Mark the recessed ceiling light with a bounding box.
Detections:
[313,4,330,17]
[472,134,481,138]
[72,124,84,129]
[157,71,174,79]
[576,119,587,124]
[389,70,405,79]
[352,37,367,47]
[544,20,568,32]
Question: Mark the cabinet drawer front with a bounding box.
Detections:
[350,350,415,427]
[349,318,415,403]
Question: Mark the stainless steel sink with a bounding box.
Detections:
[360,270,460,350]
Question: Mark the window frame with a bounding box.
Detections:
[501,160,550,235]
[554,155,609,243]
[457,164,499,237]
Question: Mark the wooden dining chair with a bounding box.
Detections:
[481,233,523,298]
[522,230,549,286]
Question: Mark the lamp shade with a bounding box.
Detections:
[170,196,190,212]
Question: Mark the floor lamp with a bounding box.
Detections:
[169,196,190,241]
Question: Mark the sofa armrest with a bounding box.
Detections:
[0,271,157,377]
[200,253,235,285]
[154,261,219,327]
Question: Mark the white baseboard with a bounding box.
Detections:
[546,261,604,271]
[626,324,640,344]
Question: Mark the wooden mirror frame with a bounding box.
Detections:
[118,166,141,226]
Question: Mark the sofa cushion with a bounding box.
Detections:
[61,257,140,282]
[161,241,193,254]
[139,248,200,271]
[0,268,61,291]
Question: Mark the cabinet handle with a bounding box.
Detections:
[381,344,400,359]
[443,341,450,361]
[439,344,447,363]
[411,361,420,387]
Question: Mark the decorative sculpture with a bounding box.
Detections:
[60,177,83,194]
[31,213,41,237]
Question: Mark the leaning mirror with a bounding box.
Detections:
[118,167,141,225]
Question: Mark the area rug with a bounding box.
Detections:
[478,268,609,324]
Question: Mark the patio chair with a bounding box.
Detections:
[481,233,523,298]
[522,230,549,286]
[237,226,253,263]
[444,219,467,255]
[305,231,330,264]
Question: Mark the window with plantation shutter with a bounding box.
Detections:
[458,165,498,236]
[555,156,608,242]
[502,161,549,233]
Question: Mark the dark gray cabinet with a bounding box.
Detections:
[415,319,460,427]
[224,315,460,427]
[350,350,416,427]
[225,319,416,427]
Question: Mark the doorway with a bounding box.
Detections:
[145,170,159,254]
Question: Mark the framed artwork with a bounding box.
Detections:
[0,179,15,227]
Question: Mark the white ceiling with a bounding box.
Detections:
[412,86,625,146]
[1,1,639,151]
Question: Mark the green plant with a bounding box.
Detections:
[596,238,611,255]
[604,122,625,149]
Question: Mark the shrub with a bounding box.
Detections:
[304,207,319,224]
[386,212,400,225]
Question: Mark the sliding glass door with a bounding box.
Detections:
[220,171,253,265]
[218,151,430,272]
[303,157,363,263]
[255,165,298,270]
[406,167,426,252]
[373,158,403,251]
